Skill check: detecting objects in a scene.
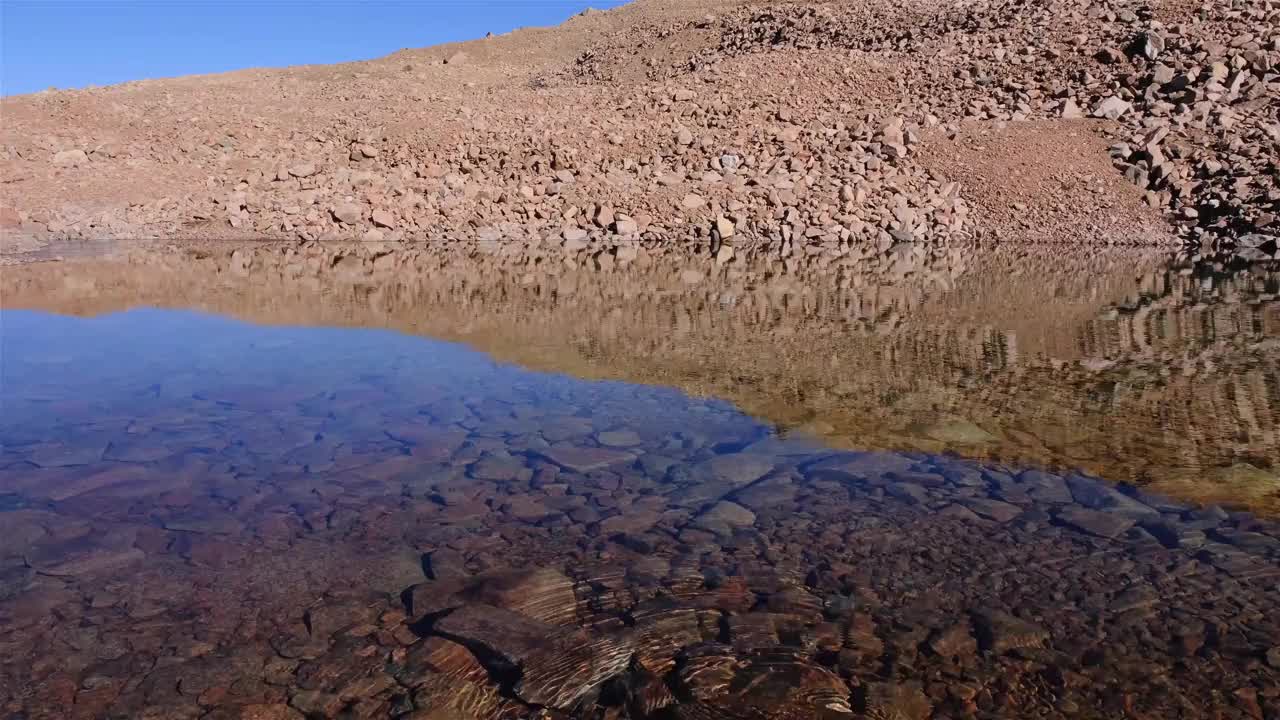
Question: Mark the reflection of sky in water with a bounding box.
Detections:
[0,309,783,478]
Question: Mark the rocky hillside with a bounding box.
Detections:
[1,0,1277,269]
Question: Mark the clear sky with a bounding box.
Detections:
[0,0,629,97]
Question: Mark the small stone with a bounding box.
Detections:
[1061,98,1083,119]
[693,501,756,535]
[1092,96,1132,120]
[676,127,694,146]
[444,51,468,65]
[681,193,704,209]
[332,203,362,225]
[371,209,395,229]
[596,430,642,448]
[1056,507,1135,538]
[52,149,88,168]
[962,498,1022,522]
[613,218,639,235]
[715,216,735,238]
[1142,32,1165,60]
[537,446,632,473]
[929,625,978,658]
[288,162,318,178]
[973,610,1049,654]
[239,704,304,720]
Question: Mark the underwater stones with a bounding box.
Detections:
[398,637,511,718]
[961,498,1023,522]
[669,452,777,507]
[29,441,106,468]
[303,596,381,640]
[6,267,1280,720]
[467,452,529,481]
[535,445,633,473]
[455,567,579,626]
[1055,507,1136,539]
[631,604,706,674]
[973,610,1049,654]
[515,628,636,709]
[858,681,932,720]
[162,511,245,535]
[239,704,305,720]
[928,623,978,659]
[428,600,637,711]
[598,507,664,534]
[677,647,853,717]
[596,429,642,447]
[733,475,798,510]
[691,500,756,536]
[432,603,553,668]
[498,494,556,523]
[24,543,145,578]
[804,452,917,483]
[1065,475,1156,517]
[103,438,175,462]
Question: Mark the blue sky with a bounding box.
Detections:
[0,0,628,96]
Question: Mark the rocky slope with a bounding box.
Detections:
[2,0,1277,270]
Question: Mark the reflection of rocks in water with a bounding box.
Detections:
[3,244,1277,512]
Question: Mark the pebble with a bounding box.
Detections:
[331,203,362,225]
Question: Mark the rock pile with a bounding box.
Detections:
[693,0,1280,257]
[4,0,1275,269]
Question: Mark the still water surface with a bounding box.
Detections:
[0,246,1278,719]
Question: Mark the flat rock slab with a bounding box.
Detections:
[692,500,757,536]
[457,567,579,626]
[669,453,777,507]
[595,429,642,447]
[29,442,106,468]
[1056,507,1136,538]
[40,465,155,501]
[961,498,1023,522]
[27,547,145,577]
[973,610,1050,654]
[432,603,554,668]
[103,438,175,462]
[516,628,637,709]
[1065,475,1157,516]
[804,452,918,482]
[678,647,853,716]
[536,445,633,473]
[163,512,246,535]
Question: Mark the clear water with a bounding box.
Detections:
[1,258,1278,719]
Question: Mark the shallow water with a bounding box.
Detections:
[1,246,1279,719]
